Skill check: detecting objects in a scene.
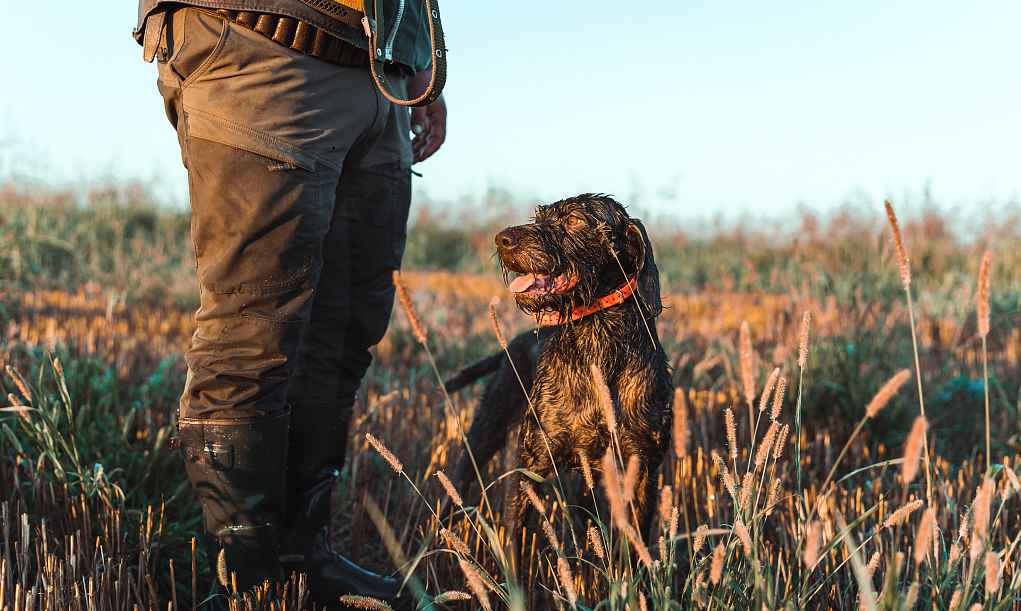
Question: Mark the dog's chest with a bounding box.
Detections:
[528,322,669,448]
[528,335,626,443]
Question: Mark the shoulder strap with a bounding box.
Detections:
[362,0,446,107]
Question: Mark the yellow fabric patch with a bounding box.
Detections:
[334,0,364,11]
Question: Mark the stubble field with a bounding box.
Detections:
[1,185,1020,609]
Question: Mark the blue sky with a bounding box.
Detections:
[1,1,1019,220]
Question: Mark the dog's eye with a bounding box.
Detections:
[566,215,586,229]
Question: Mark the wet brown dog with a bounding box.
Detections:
[444,194,673,564]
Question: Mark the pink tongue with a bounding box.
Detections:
[509,274,538,293]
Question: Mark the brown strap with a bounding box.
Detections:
[535,277,640,327]
[210,9,366,67]
[364,0,446,107]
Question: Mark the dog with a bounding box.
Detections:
[444,194,673,562]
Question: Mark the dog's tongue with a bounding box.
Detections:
[509,274,540,294]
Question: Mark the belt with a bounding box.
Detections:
[204,8,369,68]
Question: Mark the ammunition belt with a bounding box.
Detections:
[204,8,369,68]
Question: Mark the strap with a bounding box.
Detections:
[536,277,640,327]
[362,0,446,107]
[207,9,367,67]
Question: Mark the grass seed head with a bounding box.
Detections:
[4,365,32,404]
[659,485,673,525]
[440,528,471,556]
[977,250,991,338]
[625,524,655,569]
[557,557,578,607]
[971,476,994,561]
[587,525,606,561]
[804,521,821,569]
[623,454,641,505]
[884,200,912,289]
[883,499,923,529]
[725,408,738,461]
[739,321,757,406]
[601,450,628,532]
[541,517,561,550]
[392,271,427,344]
[798,311,811,369]
[578,451,595,490]
[435,470,463,508]
[710,543,726,584]
[766,479,783,516]
[755,421,780,468]
[673,388,689,460]
[740,471,755,512]
[591,364,617,434]
[865,369,912,419]
[520,480,546,516]
[866,551,881,577]
[365,433,403,475]
[712,450,738,501]
[734,519,752,557]
[774,423,790,460]
[338,595,394,610]
[771,376,787,421]
[901,416,927,485]
[986,550,1001,594]
[433,591,472,604]
[693,524,709,555]
[487,297,508,349]
[759,367,780,412]
[914,508,935,566]
[457,558,493,611]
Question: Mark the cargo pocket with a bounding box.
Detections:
[182,107,331,324]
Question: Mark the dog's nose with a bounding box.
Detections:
[495,229,518,250]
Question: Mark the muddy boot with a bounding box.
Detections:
[280,467,399,606]
[179,410,290,603]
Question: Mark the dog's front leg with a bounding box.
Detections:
[632,465,657,542]
[502,419,556,581]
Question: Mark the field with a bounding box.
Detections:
[2,184,1021,609]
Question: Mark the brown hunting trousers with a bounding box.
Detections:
[153,7,412,487]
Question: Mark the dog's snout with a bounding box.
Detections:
[495,229,518,250]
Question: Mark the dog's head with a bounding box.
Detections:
[494,194,662,320]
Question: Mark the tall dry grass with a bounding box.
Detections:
[2,192,1020,608]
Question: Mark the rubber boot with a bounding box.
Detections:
[281,467,400,606]
[178,410,290,604]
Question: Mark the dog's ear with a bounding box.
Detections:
[625,219,663,318]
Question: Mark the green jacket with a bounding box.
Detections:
[134,0,434,72]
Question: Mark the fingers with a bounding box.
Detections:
[411,97,447,164]
[411,123,430,163]
[414,122,445,163]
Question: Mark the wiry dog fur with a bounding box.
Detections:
[445,194,673,562]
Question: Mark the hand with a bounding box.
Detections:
[409,71,446,163]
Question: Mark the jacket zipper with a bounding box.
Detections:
[383,0,405,61]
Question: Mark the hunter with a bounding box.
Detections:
[133,0,446,605]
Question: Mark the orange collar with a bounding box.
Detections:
[535,276,639,327]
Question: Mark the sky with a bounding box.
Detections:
[1,1,1019,221]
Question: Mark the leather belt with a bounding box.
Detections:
[205,8,369,68]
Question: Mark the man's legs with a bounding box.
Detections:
[149,6,391,597]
